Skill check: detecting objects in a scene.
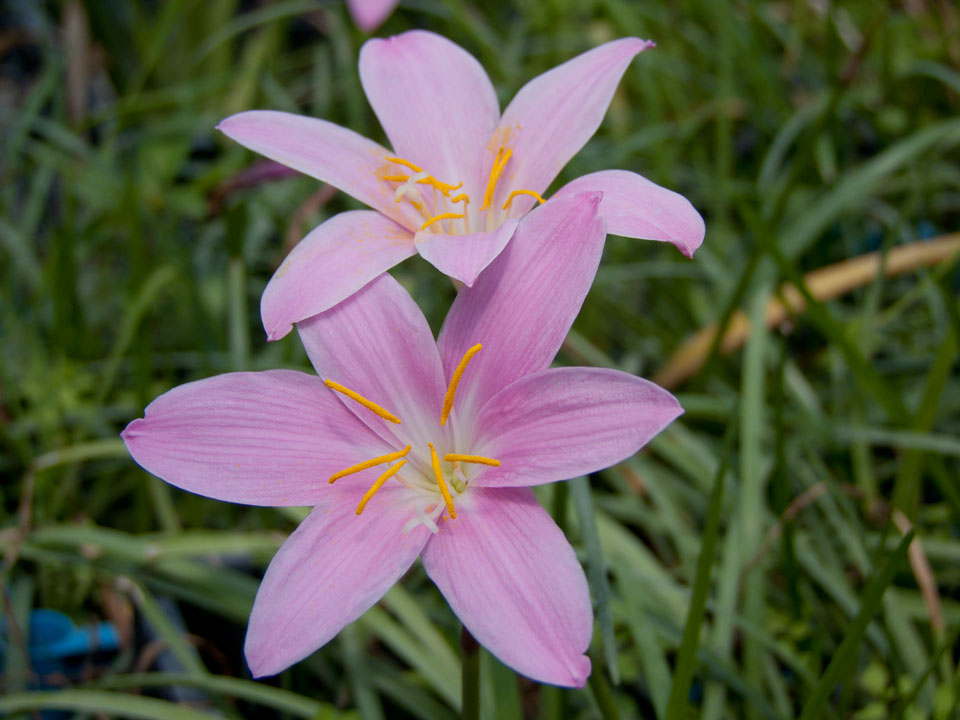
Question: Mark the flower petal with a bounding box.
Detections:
[359,30,499,202]
[246,484,432,677]
[422,487,592,687]
[413,219,519,287]
[297,273,446,447]
[217,110,421,231]
[437,192,604,418]
[487,38,654,215]
[347,0,398,32]
[261,210,416,341]
[553,169,704,257]
[470,367,682,487]
[121,371,386,506]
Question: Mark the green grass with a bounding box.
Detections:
[2,0,959,718]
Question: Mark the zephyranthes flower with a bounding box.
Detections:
[121,194,683,687]
[217,30,704,341]
[346,0,397,32]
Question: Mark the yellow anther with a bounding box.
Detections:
[480,147,512,210]
[356,459,407,515]
[419,212,465,232]
[381,174,410,182]
[440,343,482,426]
[428,443,456,519]
[421,177,462,196]
[384,156,423,173]
[329,445,411,483]
[450,193,469,204]
[444,454,501,467]
[324,379,402,424]
[502,189,545,210]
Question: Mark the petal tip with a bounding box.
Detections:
[570,654,592,688]
[675,221,705,258]
[244,634,286,679]
[265,322,292,342]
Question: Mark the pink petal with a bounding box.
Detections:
[413,219,519,287]
[553,170,704,258]
[347,0,398,32]
[470,368,682,487]
[437,192,604,418]
[261,210,416,341]
[121,371,386,506]
[297,273,446,446]
[422,487,592,687]
[217,110,421,231]
[487,38,654,216]
[360,31,499,201]
[246,484,432,676]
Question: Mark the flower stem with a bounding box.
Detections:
[460,626,480,720]
[587,654,621,720]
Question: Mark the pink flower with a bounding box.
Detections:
[346,0,397,32]
[121,194,683,687]
[217,30,704,341]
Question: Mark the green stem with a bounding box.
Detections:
[461,626,480,720]
[587,656,621,720]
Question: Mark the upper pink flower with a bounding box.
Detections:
[121,194,683,687]
[346,0,398,32]
[217,30,705,341]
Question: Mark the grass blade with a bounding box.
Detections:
[570,476,619,684]
[797,530,915,720]
[665,424,734,720]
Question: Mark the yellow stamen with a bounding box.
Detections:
[444,454,501,467]
[384,156,423,173]
[440,343,482,425]
[450,193,469,204]
[428,443,456,519]
[356,459,407,515]
[324,379,402,424]
[419,177,462,196]
[480,147,512,210]
[329,445,411,483]
[381,174,410,182]
[502,189,545,210]
[419,212,465,232]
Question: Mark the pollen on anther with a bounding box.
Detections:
[444,453,501,467]
[502,189,545,210]
[324,379,402,424]
[428,443,457,519]
[440,343,482,426]
[329,445,411,483]
[356,459,407,515]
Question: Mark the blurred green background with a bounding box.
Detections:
[2,0,959,718]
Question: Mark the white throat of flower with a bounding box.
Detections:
[323,344,499,530]
[375,148,545,236]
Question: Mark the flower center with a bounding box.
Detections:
[324,343,500,522]
[377,153,545,236]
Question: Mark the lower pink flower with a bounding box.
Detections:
[121,193,683,687]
